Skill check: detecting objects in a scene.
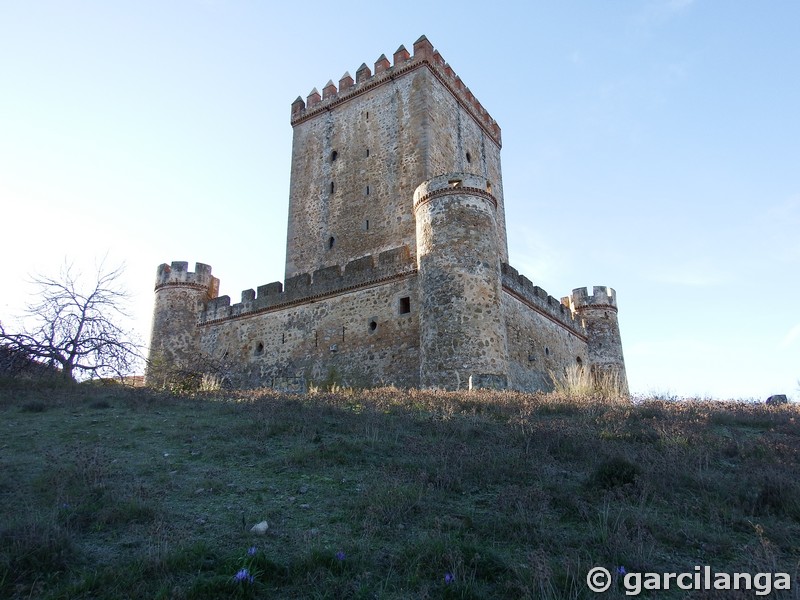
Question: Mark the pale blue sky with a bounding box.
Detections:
[1,1,797,399]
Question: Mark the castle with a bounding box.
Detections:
[147,35,627,393]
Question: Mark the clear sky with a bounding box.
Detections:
[1,1,797,400]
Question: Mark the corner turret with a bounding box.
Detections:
[146,262,219,384]
[566,286,628,393]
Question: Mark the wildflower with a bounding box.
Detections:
[444,572,454,584]
[617,566,626,575]
[247,546,258,556]
[336,550,346,561]
[233,568,255,584]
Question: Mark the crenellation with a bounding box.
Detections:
[393,45,410,65]
[338,72,354,93]
[355,62,371,83]
[569,286,618,310]
[322,80,337,100]
[257,282,283,297]
[154,261,218,296]
[501,265,587,336]
[290,36,502,147]
[374,54,390,74]
[196,247,416,325]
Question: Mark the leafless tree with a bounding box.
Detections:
[0,261,143,382]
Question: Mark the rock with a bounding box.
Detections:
[250,521,269,535]
[766,394,788,405]
[299,485,309,494]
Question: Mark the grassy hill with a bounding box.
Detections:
[1,382,798,599]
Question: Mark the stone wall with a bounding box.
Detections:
[198,275,420,390]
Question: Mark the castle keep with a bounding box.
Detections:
[147,35,627,392]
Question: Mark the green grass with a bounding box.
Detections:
[1,381,799,598]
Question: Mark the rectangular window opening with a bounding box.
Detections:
[399,296,411,314]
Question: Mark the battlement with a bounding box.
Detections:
[154,261,219,296]
[566,286,619,311]
[413,172,497,211]
[201,246,416,323]
[501,264,587,337]
[290,35,502,146]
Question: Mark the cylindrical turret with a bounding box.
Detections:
[146,261,219,384]
[414,173,509,390]
[568,286,628,394]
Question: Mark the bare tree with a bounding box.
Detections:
[0,261,143,382]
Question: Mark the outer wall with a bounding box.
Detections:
[503,292,589,391]
[198,276,420,389]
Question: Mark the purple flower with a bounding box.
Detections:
[444,572,455,584]
[617,566,627,575]
[335,550,346,561]
[247,546,257,556]
[233,568,254,583]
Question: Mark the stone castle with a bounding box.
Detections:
[147,35,627,393]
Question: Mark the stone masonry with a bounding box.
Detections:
[147,35,628,392]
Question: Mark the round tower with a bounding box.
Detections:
[146,261,219,384]
[413,173,509,390]
[569,286,628,394]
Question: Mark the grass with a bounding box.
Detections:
[0,380,799,598]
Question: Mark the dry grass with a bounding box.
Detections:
[1,379,798,598]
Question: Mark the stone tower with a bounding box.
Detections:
[146,35,629,395]
[285,35,509,279]
[146,262,219,382]
[568,287,628,391]
[414,173,509,389]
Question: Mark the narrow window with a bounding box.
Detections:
[365,148,370,157]
[576,356,583,366]
[466,151,471,163]
[328,236,335,250]
[366,111,369,120]
[330,150,338,161]
[486,181,492,194]
[330,181,334,193]
[364,219,369,231]
[282,333,285,344]
[365,185,370,195]
[314,330,318,348]
[369,319,377,332]
[255,342,264,355]
[342,325,345,342]
[545,347,550,356]
[399,297,411,314]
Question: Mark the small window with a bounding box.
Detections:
[255,342,264,355]
[328,236,335,250]
[330,182,334,193]
[399,297,411,314]
[448,179,462,188]
[369,319,377,332]
[545,347,550,356]
[466,151,471,163]
[365,148,370,157]
[364,219,369,231]
[366,111,369,120]
[330,150,338,161]
[365,185,370,195]
[576,356,583,366]
[486,181,492,194]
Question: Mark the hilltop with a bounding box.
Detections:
[1,383,798,598]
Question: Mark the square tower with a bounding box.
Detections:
[284,35,509,279]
